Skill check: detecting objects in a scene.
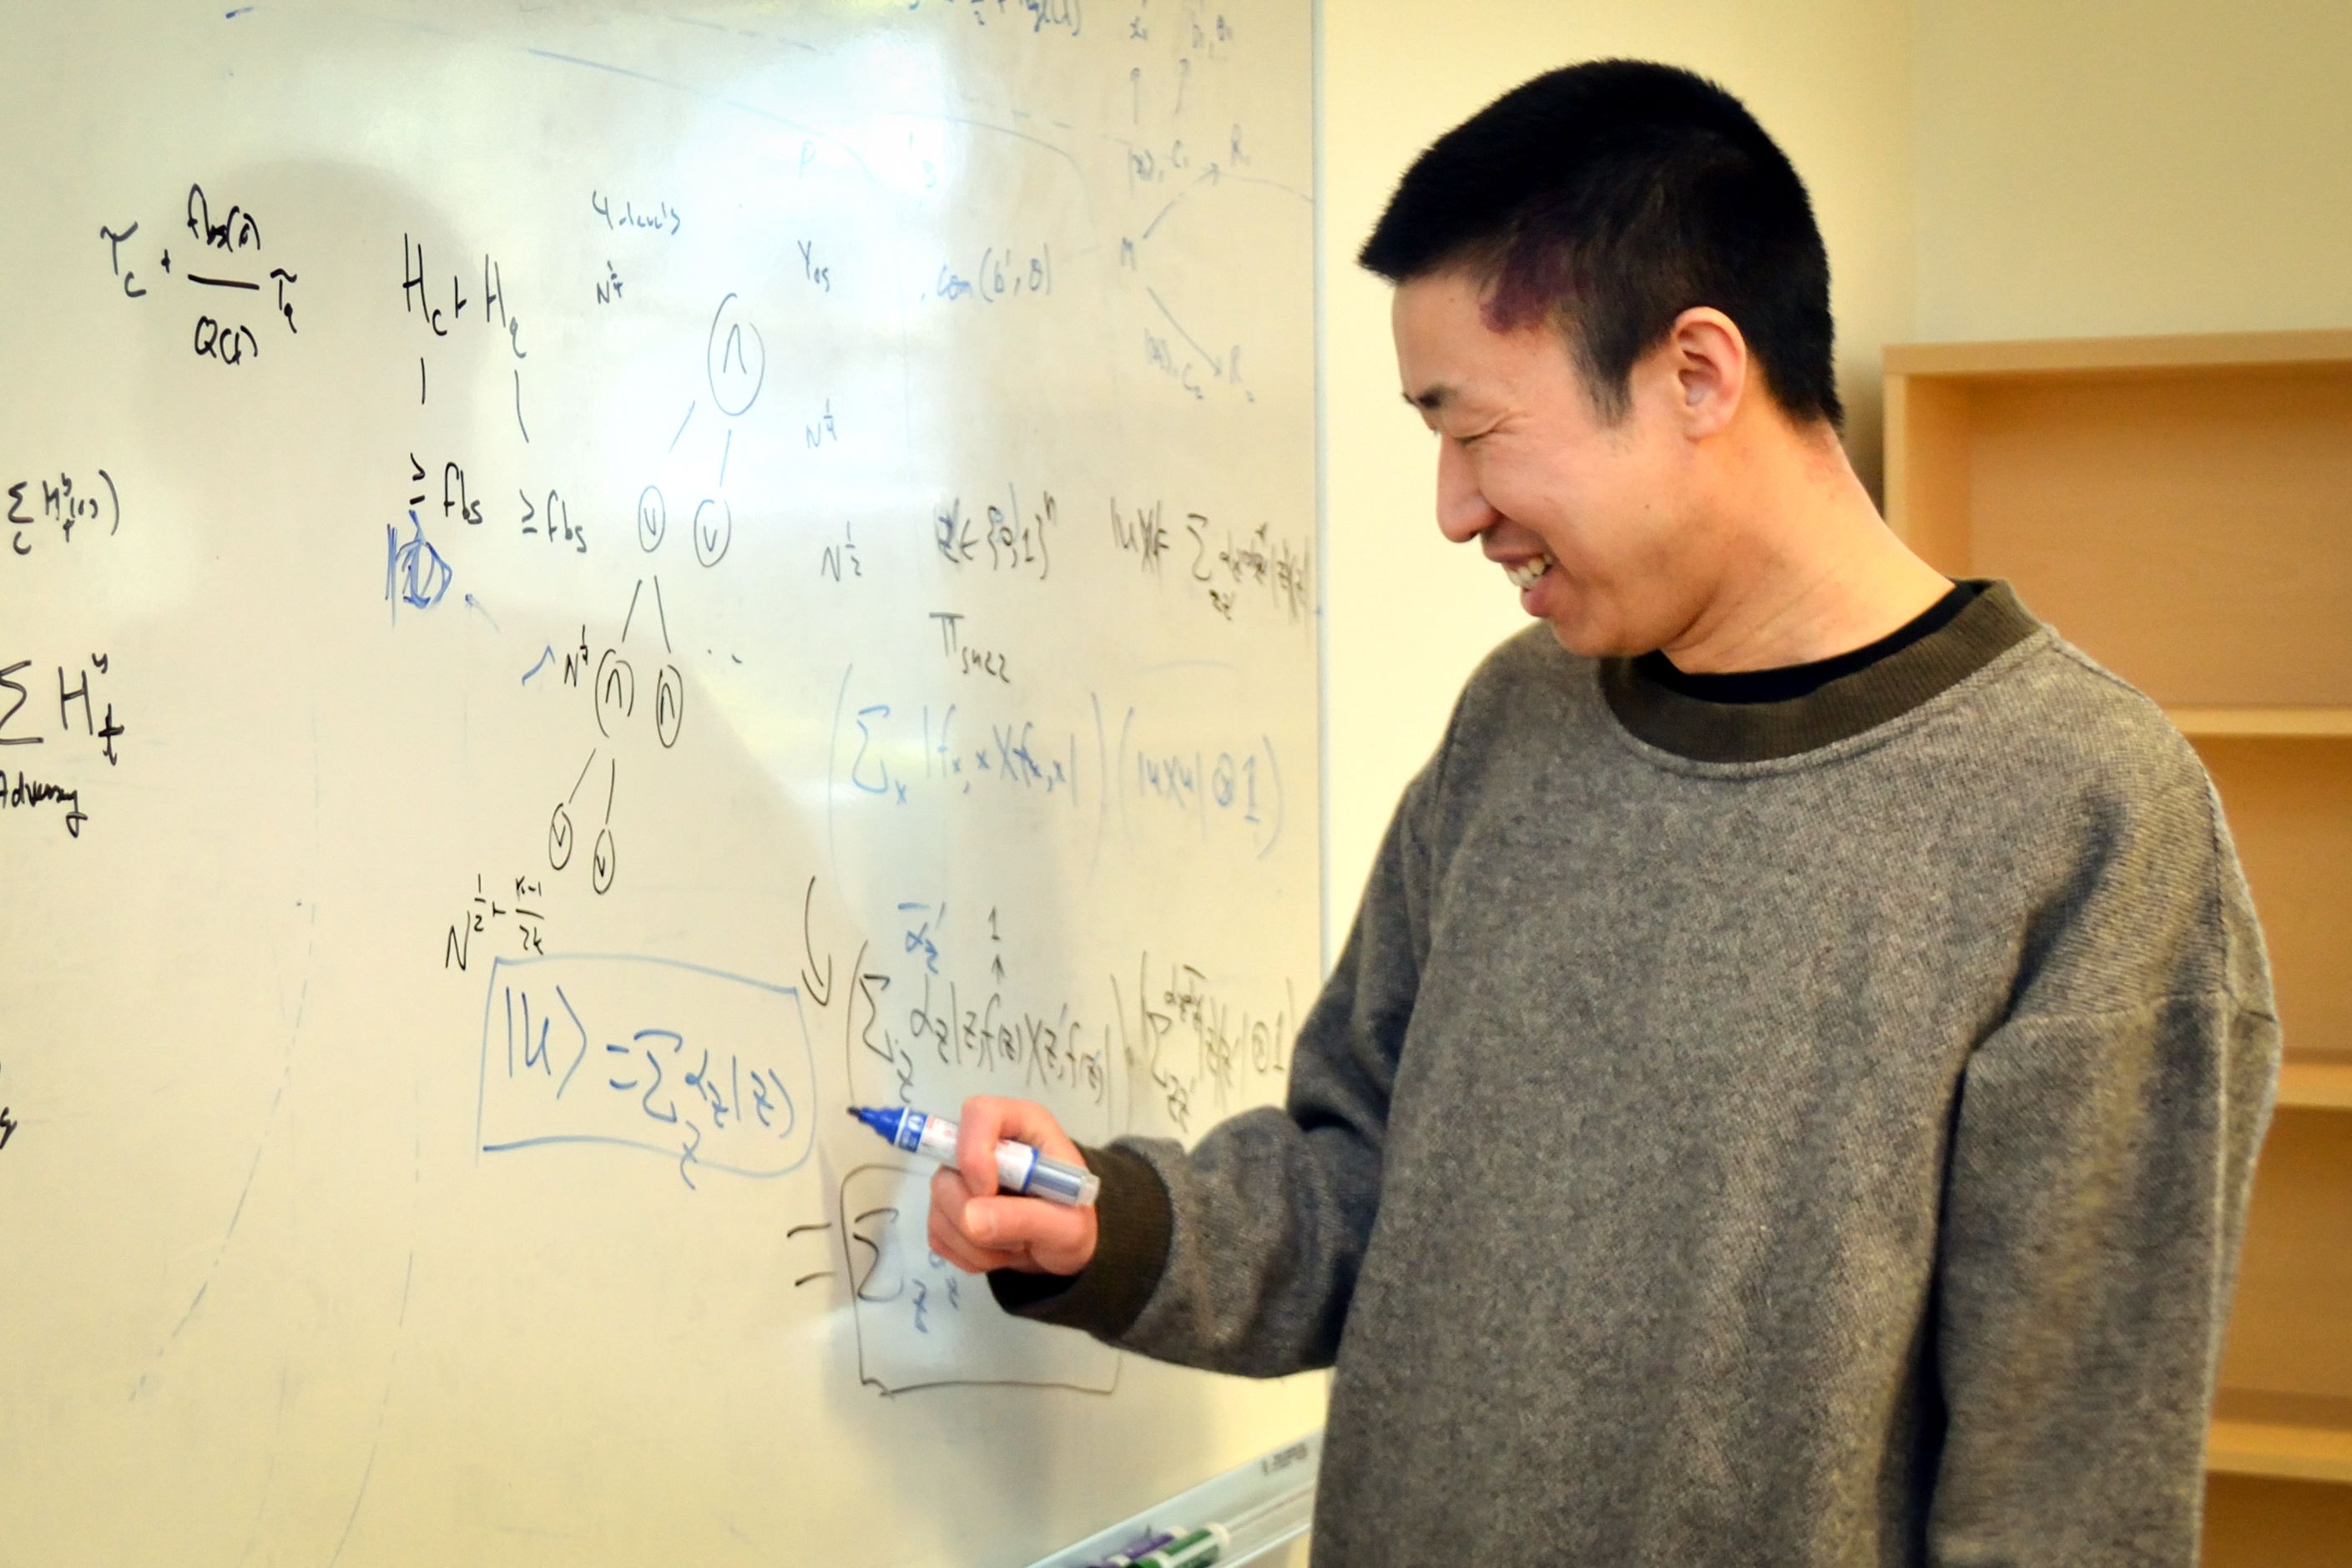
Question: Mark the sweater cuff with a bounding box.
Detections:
[987,1141,1173,1339]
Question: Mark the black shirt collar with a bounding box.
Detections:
[1598,580,2041,763]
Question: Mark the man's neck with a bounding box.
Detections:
[1658,434,1952,676]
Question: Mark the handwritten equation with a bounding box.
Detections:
[477,954,818,1188]
[840,1163,1118,1396]
[96,184,304,367]
[7,466,120,557]
[0,652,124,839]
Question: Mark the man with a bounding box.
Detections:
[926,60,2279,1565]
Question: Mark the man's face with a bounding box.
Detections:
[1391,270,1707,658]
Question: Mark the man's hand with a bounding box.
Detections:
[926,1096,1099,1277]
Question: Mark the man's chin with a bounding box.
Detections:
[1545,613,1621,659]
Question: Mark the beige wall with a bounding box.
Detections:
[1915,0,2352,341]
[1319,0,1916,935]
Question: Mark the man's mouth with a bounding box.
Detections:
[1504,552,1552,591]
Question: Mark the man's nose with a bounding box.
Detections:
[1434,435,1499,545]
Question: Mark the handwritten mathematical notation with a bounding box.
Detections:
[844,693,1083,812]
[97,184,301,366]
[516,579,688,900]
[834,909,1287,1141]
[905,0,1082,39]
[928,613,1012,685]
[0,653,125,839]
[841,901,1111,1114]
[386,511,453,619]
[591,189,681,236]
[496,981,800,1190]
[401,234,527,359]
[478,955,817,1190]
[1114,951,1295,1134]
[7,468,120,557]
[934,243,1054,305]
[934,487,1056,581]
[443,872,552,972]
[818,519,861,582]
[834,678,1288,859]
[402,454,583,554]
[904,972,1110,1107]
[1110,498,1313,625]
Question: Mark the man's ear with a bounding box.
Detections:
[1666,307,1748,439]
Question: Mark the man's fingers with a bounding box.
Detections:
[989,1096,1087,1165]
[955,1097,1008,1198]
[931,1163,974,1217]
[929,1167,1020,1273]
[958,1095,1086,1174]
[963,1193,1088,1263]
[926,1202,1003,1275]
[941,1101,1097,1276]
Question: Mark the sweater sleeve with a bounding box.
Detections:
[1927,957,2280,1556]
[990,749,1441,1376]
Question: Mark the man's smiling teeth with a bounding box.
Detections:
[1505,554,1552,591]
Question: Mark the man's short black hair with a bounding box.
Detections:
[1360,60,1843,430]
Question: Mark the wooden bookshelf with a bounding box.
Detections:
[2209,1392,2352,1485]
[2171,708,2352,739]
[2193,735,2352,1067]
[1886,330,2352,1563]
[2279,1056,2352,1112]
[2204,1475,2352,1568]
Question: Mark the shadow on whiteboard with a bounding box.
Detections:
[842,1161,1118,1396]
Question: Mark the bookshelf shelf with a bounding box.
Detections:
[2208,1392,2352,1485]
[2168,707,2352,739]
[2278,1056,2352,1113]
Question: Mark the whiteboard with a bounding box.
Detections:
[0,4,1323,1565]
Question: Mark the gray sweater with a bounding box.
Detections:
[1002,583,2280,1565]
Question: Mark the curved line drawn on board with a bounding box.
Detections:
[131,898,320,1400]
[840,1164,1119,1399]
[326,1243,414,1568]
[522,47,876,184]
[331,1076,425,1566]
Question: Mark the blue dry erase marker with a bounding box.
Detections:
[847,1106,1100,1207]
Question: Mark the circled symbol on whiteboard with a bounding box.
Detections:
[636,485,667,552]
[654,665,685,749]
[692,498,733,567]
[705,292,766,416]
[591,829,617,895]
[548,803,575,870]
[594,649,636,739]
